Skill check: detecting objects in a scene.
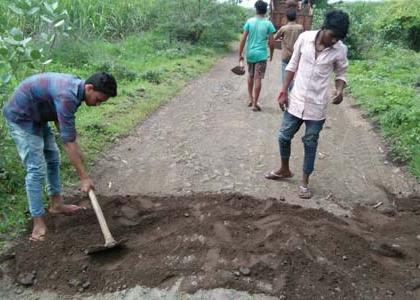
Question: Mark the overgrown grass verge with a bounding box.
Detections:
[347,46,420,177]
[329,1,420,177]
[0,32,228,238]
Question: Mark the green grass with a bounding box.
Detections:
[0,31,228,237]
[0,0,245,244]
[347,46,420,176]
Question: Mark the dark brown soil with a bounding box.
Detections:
[3,193,420,299]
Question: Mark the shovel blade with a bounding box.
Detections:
[85,240,124,255]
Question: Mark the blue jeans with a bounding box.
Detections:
[6,120,61,217]
[281,59,293,92]
[278,111,325,175]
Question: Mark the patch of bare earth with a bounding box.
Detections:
[2,193,420,299]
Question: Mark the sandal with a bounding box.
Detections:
[251,104,262,112]
[264,170,294,180]
[247,102,252,107]
[299,186,312,199]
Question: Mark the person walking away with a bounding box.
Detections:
[239,0,276,112]
[274,8,303,89]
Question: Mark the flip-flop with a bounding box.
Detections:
[252,104,262,112]
[264,171,294,180]
[299,186,312,199]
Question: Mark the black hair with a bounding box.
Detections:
[85,72,117,97]
[322,10,350,40]
[286,8,297,21]
[255,0,268,15]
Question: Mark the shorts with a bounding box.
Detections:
[247,60,267,79]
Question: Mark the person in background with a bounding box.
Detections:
[239,0,276,112]
[274,8,304,89]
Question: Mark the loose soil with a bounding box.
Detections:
[2,193,420,299]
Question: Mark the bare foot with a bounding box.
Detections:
[49,204,84,214]
[29,232,46,242]
[30,217,47,242]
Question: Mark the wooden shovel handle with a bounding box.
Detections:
[88,190,117,247]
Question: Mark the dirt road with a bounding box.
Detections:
[1,50,419,300]
[91,50,415,213]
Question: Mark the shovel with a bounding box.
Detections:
[85,190,124,255]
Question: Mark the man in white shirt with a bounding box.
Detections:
[265,10,350,199]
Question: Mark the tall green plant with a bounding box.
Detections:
[0,0,71,98]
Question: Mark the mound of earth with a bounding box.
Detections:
[2,193,420,299]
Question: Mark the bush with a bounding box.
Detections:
[377,1,420,51]
[336,1,420,57]
[157,1,245,46]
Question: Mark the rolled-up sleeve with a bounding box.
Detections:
[56,94,78,143]
[334,46,348,84]
[285,34,304,72]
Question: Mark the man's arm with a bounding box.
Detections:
[268,33,275,61]
[63,141,94,192]
[278,70,295,111]
[332,79,346,105]
[332,48,349,105]
[239,31,248,61]
[274,27,285,40]
[277,34,304,110]
[56,94,94,192]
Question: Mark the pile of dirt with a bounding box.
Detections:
[2,193,420,299]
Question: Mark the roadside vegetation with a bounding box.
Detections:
[0,0,246,236]
[315,1,420,177]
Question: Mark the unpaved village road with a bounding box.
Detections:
[1,49,419,300]
[92,50,416,213]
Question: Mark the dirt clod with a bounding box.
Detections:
[371,243,405,258]
[68,279,81,288]
[239,267,251,276]
[406,280,420,291]
[17,272,36,286]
